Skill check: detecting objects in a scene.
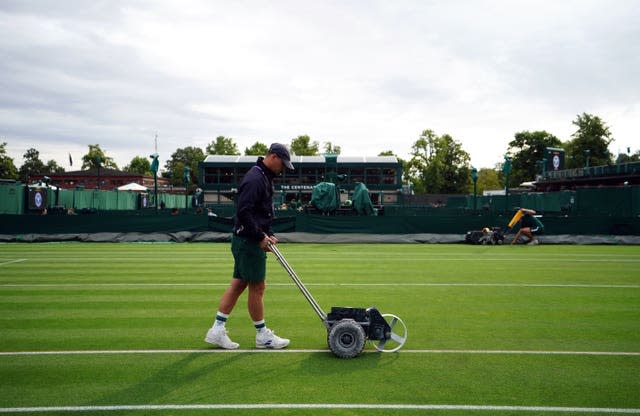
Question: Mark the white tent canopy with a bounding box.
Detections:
[117,182,148,191]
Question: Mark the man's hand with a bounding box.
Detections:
[259,234,278,252]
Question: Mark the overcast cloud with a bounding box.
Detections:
[1,0,638,172]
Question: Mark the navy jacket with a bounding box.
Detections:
[233,157,276,242]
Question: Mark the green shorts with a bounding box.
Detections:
[231,234,266,282]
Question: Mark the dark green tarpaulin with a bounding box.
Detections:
[311,182,339,214]
[352,182,375,216]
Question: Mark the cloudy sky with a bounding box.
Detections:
[1,0,638,172]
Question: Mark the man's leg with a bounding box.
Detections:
[205,278,247,349]
[511,229,523,244]
[219,278,249,314]
[247,280,265,322]
[249,280,290,349]
[520,228,535,244]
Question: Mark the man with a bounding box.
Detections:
[205,143,294,349]
[510,208,544,245]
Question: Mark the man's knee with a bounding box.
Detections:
[228,279,248,295]
[249,281,265,296]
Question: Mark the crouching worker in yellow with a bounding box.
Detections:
[510,208,545,245]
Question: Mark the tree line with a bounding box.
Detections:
[1,113,637,195]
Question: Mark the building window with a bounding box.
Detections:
[350,168,364,183]
[366,168,381,185]
[220,168,234,183]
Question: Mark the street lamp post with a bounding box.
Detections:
[584,149,591,173]
[150,153,159,214]
[183,165,191,214]
[471,167,478,212]
[96,156,102,190]
[502,155,512,213]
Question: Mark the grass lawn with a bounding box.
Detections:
[1,243,639,415]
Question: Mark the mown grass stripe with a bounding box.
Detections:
[1,349,638,356]
[0,403,639,413]
[1,282,639,288]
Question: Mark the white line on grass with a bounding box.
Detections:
[1,282,639,288]
[338,283,640,289]
[1,349,638,356]
[0,403,639,413]
[0,259,27,266]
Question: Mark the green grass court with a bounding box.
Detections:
[1,243,639,415]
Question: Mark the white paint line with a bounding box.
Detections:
[0,283,230,287]
[401,349,640,356]
[0,349,638,357]
[339,283,640,288]
[0,259,27,266]
[0,403,638,413]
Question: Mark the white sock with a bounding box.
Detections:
[214,311,230,328]
[253,319,266,333]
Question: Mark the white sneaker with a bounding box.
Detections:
[528,239,539,245]
[205,326,239,350]
[256,328,290,349]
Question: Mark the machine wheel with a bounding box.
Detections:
[373,314,408,353]
[327,319,366,359]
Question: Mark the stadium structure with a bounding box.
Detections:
[198,154,403,207]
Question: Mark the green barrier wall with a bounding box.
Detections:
[464,188,638,216]
[0,184,23,214]
[3,184,638,217]
[0,184,193,213]
[1,210,638,236]
[0,212,209,234]
[1,184,639,235]
[293,213,638,235]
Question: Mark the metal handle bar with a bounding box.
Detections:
[268,243,327,323]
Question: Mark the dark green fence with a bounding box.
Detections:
[2,184,639,236]
[0,184,191,214]
[460,187,639,217]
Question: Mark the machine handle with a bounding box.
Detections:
[268,242,327,323]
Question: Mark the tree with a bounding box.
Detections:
[44,160,65,174]
[378,150,406,165]
[323,141,342,154]
[206,136,240,155]
[506,130,562,185]
[616,148,640,163]
[123,156,151,175]
[163,146,205,187]
[565,113,613,168]
[0,142,19,180]
[290,135,319,156]
[244,142,269,156]
[81,144,118,170]
[406,129,471,194]
[472,167,502,195]
[18,148,46,183]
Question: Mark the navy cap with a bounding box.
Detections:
[269,143,294,170]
